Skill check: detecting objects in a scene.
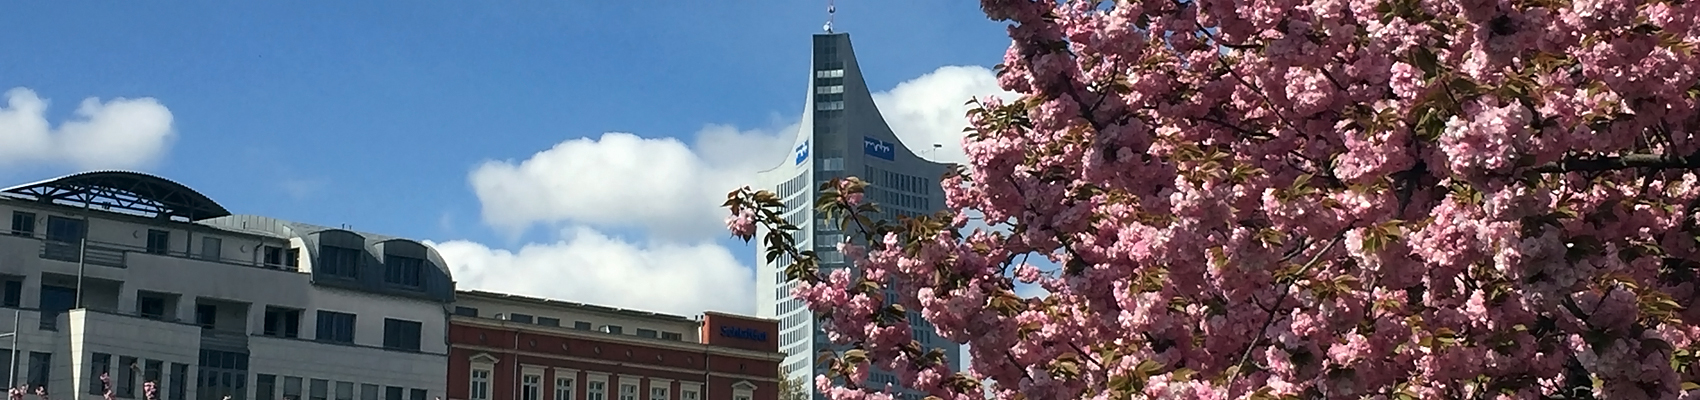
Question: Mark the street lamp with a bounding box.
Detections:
[1,308,19,392]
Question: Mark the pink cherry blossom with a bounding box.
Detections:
[727,0,1700,398]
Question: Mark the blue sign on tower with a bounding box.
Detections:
[794,140,810,165]
[863,137,894,161]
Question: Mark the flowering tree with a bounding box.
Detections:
[725,0,1700,398]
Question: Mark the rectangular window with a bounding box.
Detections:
[256,374,276,400]
[408,389,426,400]
[815,69,845,78]
[508,313,533,324]
[195,304,216,328]
[453,306,478,317]
[201,236,223,261]
[469,369,491,400]
[264,246,285,267]
[2,279,19,307]
[649,386,667,400]
[335,382,355,400]
[89,353,111,395]
[138,292,168,319]
[310,379,329,400]
[285,248,301,268]
[537,317,560,327]
[661,332,682,341]
[361,384,379,400]
[25,352,48,388]
[143,360,162,396]
[573,321,592,330]
[382,319,422,351]
[285,377,305,400]
[680,389,698,400]
[320,246,361,278]
[602,325,623,334]
[587,381,606,400]
[636,329,657,339]
[618,383,637,400]
[383,255,424,287]
[315,311,356,343]
[117,355,137,398]
[385,386,403,400]
[146,230,171,255]
[822,157,844,171]
[9,212,34,237]
[169,363,188,400]
[264,307,302,338]
[42,216,85,262]
[521,374,542,400]
[554,377,575,400]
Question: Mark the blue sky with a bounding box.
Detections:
[0,2,1033,317]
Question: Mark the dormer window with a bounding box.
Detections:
[384,256,424,288]
[320,245,361,278]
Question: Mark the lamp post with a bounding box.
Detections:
[3,308,20,390]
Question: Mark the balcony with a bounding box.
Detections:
[13,231,297,272]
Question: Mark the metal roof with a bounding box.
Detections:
[0,170,232,222]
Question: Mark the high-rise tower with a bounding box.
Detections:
[753,32,958,400]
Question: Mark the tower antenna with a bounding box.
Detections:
[824,0,836,33]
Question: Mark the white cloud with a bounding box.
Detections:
[0,87,175,170]
[450,65,1017,314]
[429,226,754,316]
[874,66,1020,164]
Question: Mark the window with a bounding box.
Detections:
[316,311,356,343]
[361,384,379,400]
[256,375,276,400]
[509,313,533,324]
[822,157,844,171]
[636,329,657,339]
[197,350,249,400]
[815,85,844,94]
[2,279,19,307]
[680,388,699,400]
[815,69,844,78]
[201,236,223,261]
[336,382,355,400]
[285,248,301,269]
[22,351,49,388]
[382,319,422,351]
[408,389,426,400]
[138,292,168,319]
[383,255,424,287]
[521,374,542,400]
[661,332,682,341]
[453,306,478,317]
[320,245,361,278]
[385,386,403,400]
[602,325,623,334]
[649,386,668,400]
[144,360,163,393]
[618,382,637,400]
[89,353,111,395]
[554,377,575,400]
[118,356,137,397]
[731,382,755,400]
[264,307,302,338]
[264,246,285,267]
[310,380,329,400]
[147,230,171,255]
[537,317,560,327]
[195,304,216,328]
[9,212,34,237]
[469,369,491,400]
[586,380,606,400]
[43,216,85,262]
[574,321,592,330]
[169,363,188,400]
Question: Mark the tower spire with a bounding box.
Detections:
[824,0,836,33]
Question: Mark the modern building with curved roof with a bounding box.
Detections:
[0,170,454,400]
[751,32,959,400]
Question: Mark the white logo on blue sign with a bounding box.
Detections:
[863,137,895,161]
[794,140,810,165]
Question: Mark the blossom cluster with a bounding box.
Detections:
[728,0,1700,398]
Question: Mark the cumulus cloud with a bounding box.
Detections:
[429,226,754,316]
[0,87,176,170]
[447,65,1018,314]
[467,66,1012,240]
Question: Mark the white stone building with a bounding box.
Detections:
[0,171,454,400]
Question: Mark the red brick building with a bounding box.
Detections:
[446,291,784,400]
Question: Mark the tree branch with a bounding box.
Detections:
[1531,152,1700,173]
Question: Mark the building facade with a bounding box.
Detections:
[751,32,959,400]
[0,171,454,400]
[445,291,783,400]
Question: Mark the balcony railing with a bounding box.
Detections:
[9,232,298,272]
[200,328,249,350]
